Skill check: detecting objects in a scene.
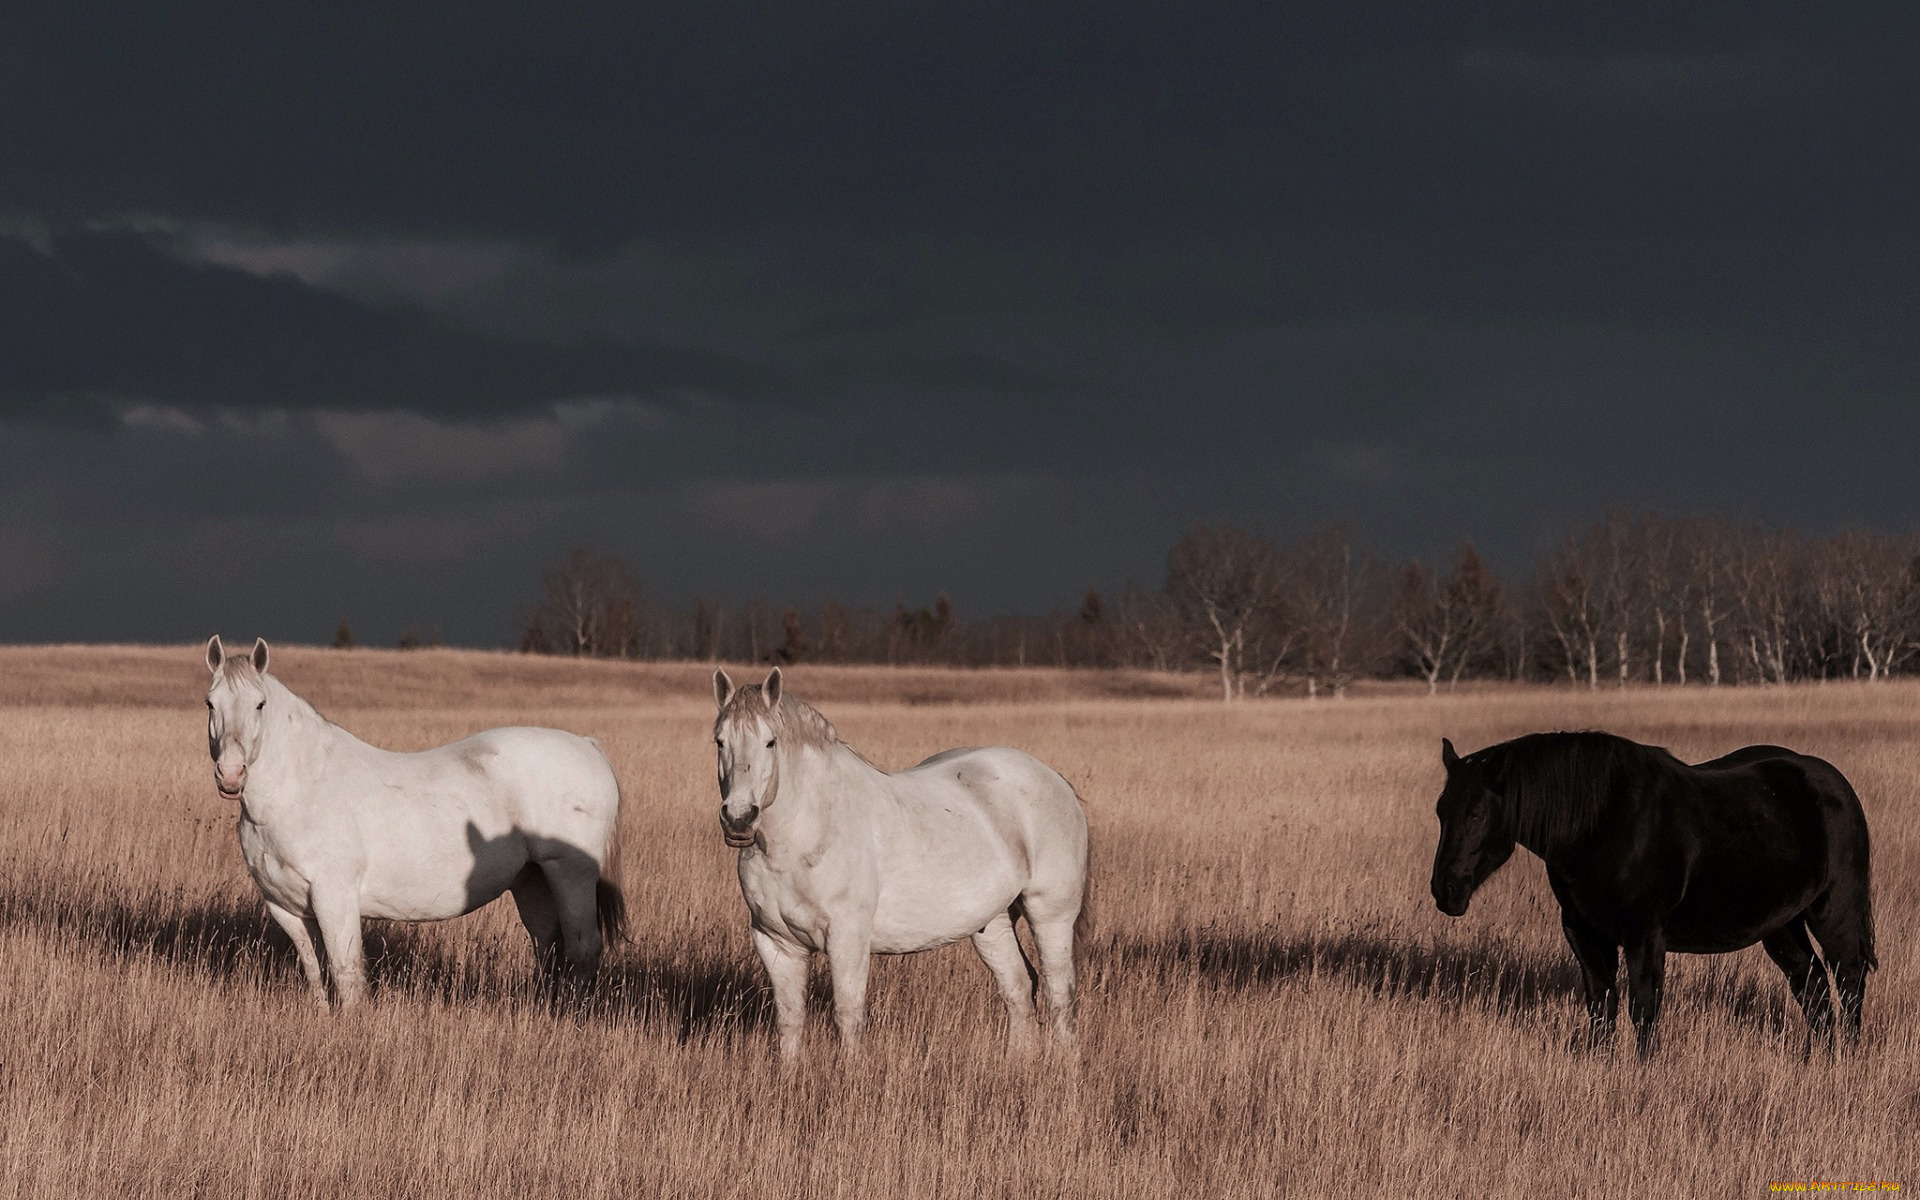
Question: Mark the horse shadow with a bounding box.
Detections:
[1109,923,1798,1041]
[1110,924,1583,1018]
[0,872,296,988]
[452,821,773,1038]
[0,865,769,1039]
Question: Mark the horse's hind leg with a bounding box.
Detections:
[538,850,606,987]
[970,909,1039,1051]
[1806,892,1872,1047]
[1024,902,1079,1044]
[508,865,564,991]
[1761,919,1833,1048]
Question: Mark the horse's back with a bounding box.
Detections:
[1691,744,1868,829]
[895,745,1087,889]
[902,745,1084,831]
[1693,743,1799,771]
[436,725,620,828]
[369,726,617,863]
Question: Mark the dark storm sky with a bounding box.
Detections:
[4,3,1918,644]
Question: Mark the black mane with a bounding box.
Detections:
[1474,731,1683,847]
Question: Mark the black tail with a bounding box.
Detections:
[596,879,628,946]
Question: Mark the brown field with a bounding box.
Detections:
[0,645,1912,1197]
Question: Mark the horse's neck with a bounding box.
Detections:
[243,678,359,819]
[1505,746,1621,855]
[757,742,877,854]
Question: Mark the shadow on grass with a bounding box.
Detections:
[1110,925,1582,1017]
[0,876,294,987]
[0,873,768,1038]
[1107,925,1796,1038]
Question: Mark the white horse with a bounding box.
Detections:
[203,636,625,1006]
[712,667,1089,1058]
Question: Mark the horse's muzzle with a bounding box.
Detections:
[721,805,760,848]
[215,765,247,800]
[1431,878,1470,917]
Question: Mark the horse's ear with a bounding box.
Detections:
[205,635,224,675]
[251,638,270,674]
[1441,737,1460,771]
[764,666,783,707]
[713,668,734,709]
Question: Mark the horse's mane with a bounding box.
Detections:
[1475,731,1682,846]
[218,655,334,730]
[716,684,842,752]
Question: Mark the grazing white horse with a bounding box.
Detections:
[712,667,1089,1058]
[203,635,625,1007]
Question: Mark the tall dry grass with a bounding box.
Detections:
[0,646,1912,1196]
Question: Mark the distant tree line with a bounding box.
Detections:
[508,514,1920,698]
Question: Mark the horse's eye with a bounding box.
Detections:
[766,738,776,748]
[256,700,265,711]
[205,700,213,709]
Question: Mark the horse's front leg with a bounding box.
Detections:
[265,899,329,1008]
[1547,872,1617,1049]
[311,886,368,1008]
[1623,928,1668,1059]
[824,922,873,1055]
[752,928,810,1061]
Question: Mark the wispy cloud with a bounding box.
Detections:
[1455,45,1791,109]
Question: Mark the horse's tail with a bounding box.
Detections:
[1073,816,1095,948]
[596,820,629,946]
[1858,835,1879,973]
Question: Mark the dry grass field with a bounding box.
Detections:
[0,645,1912,1197]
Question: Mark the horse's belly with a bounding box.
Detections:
[1663,857,1824,953]
[870,866,1020,954]
[360,820,526,921]
[362,850,520,921]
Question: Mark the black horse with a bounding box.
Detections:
[1428,731,1876,1056]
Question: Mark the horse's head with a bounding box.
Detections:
[711,666,785,848]
[1429,737,1513,917]
[204,635,272,800]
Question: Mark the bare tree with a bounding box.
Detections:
[1395,544,1503,695]
[1728,527,1799,685]
[1814,531,1920,680]
[1636,515,1690,686]
[1540,541,1600,687]
[1165,524,1286,701]
[1679,517,1737,686]
[1596,514,1638,687]
[1114,584,1183,671]
[524,547,648,658]
[1293,526,1376,699]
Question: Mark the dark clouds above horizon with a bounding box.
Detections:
[4,2,1919,645]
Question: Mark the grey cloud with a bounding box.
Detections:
[0,229,782,421]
